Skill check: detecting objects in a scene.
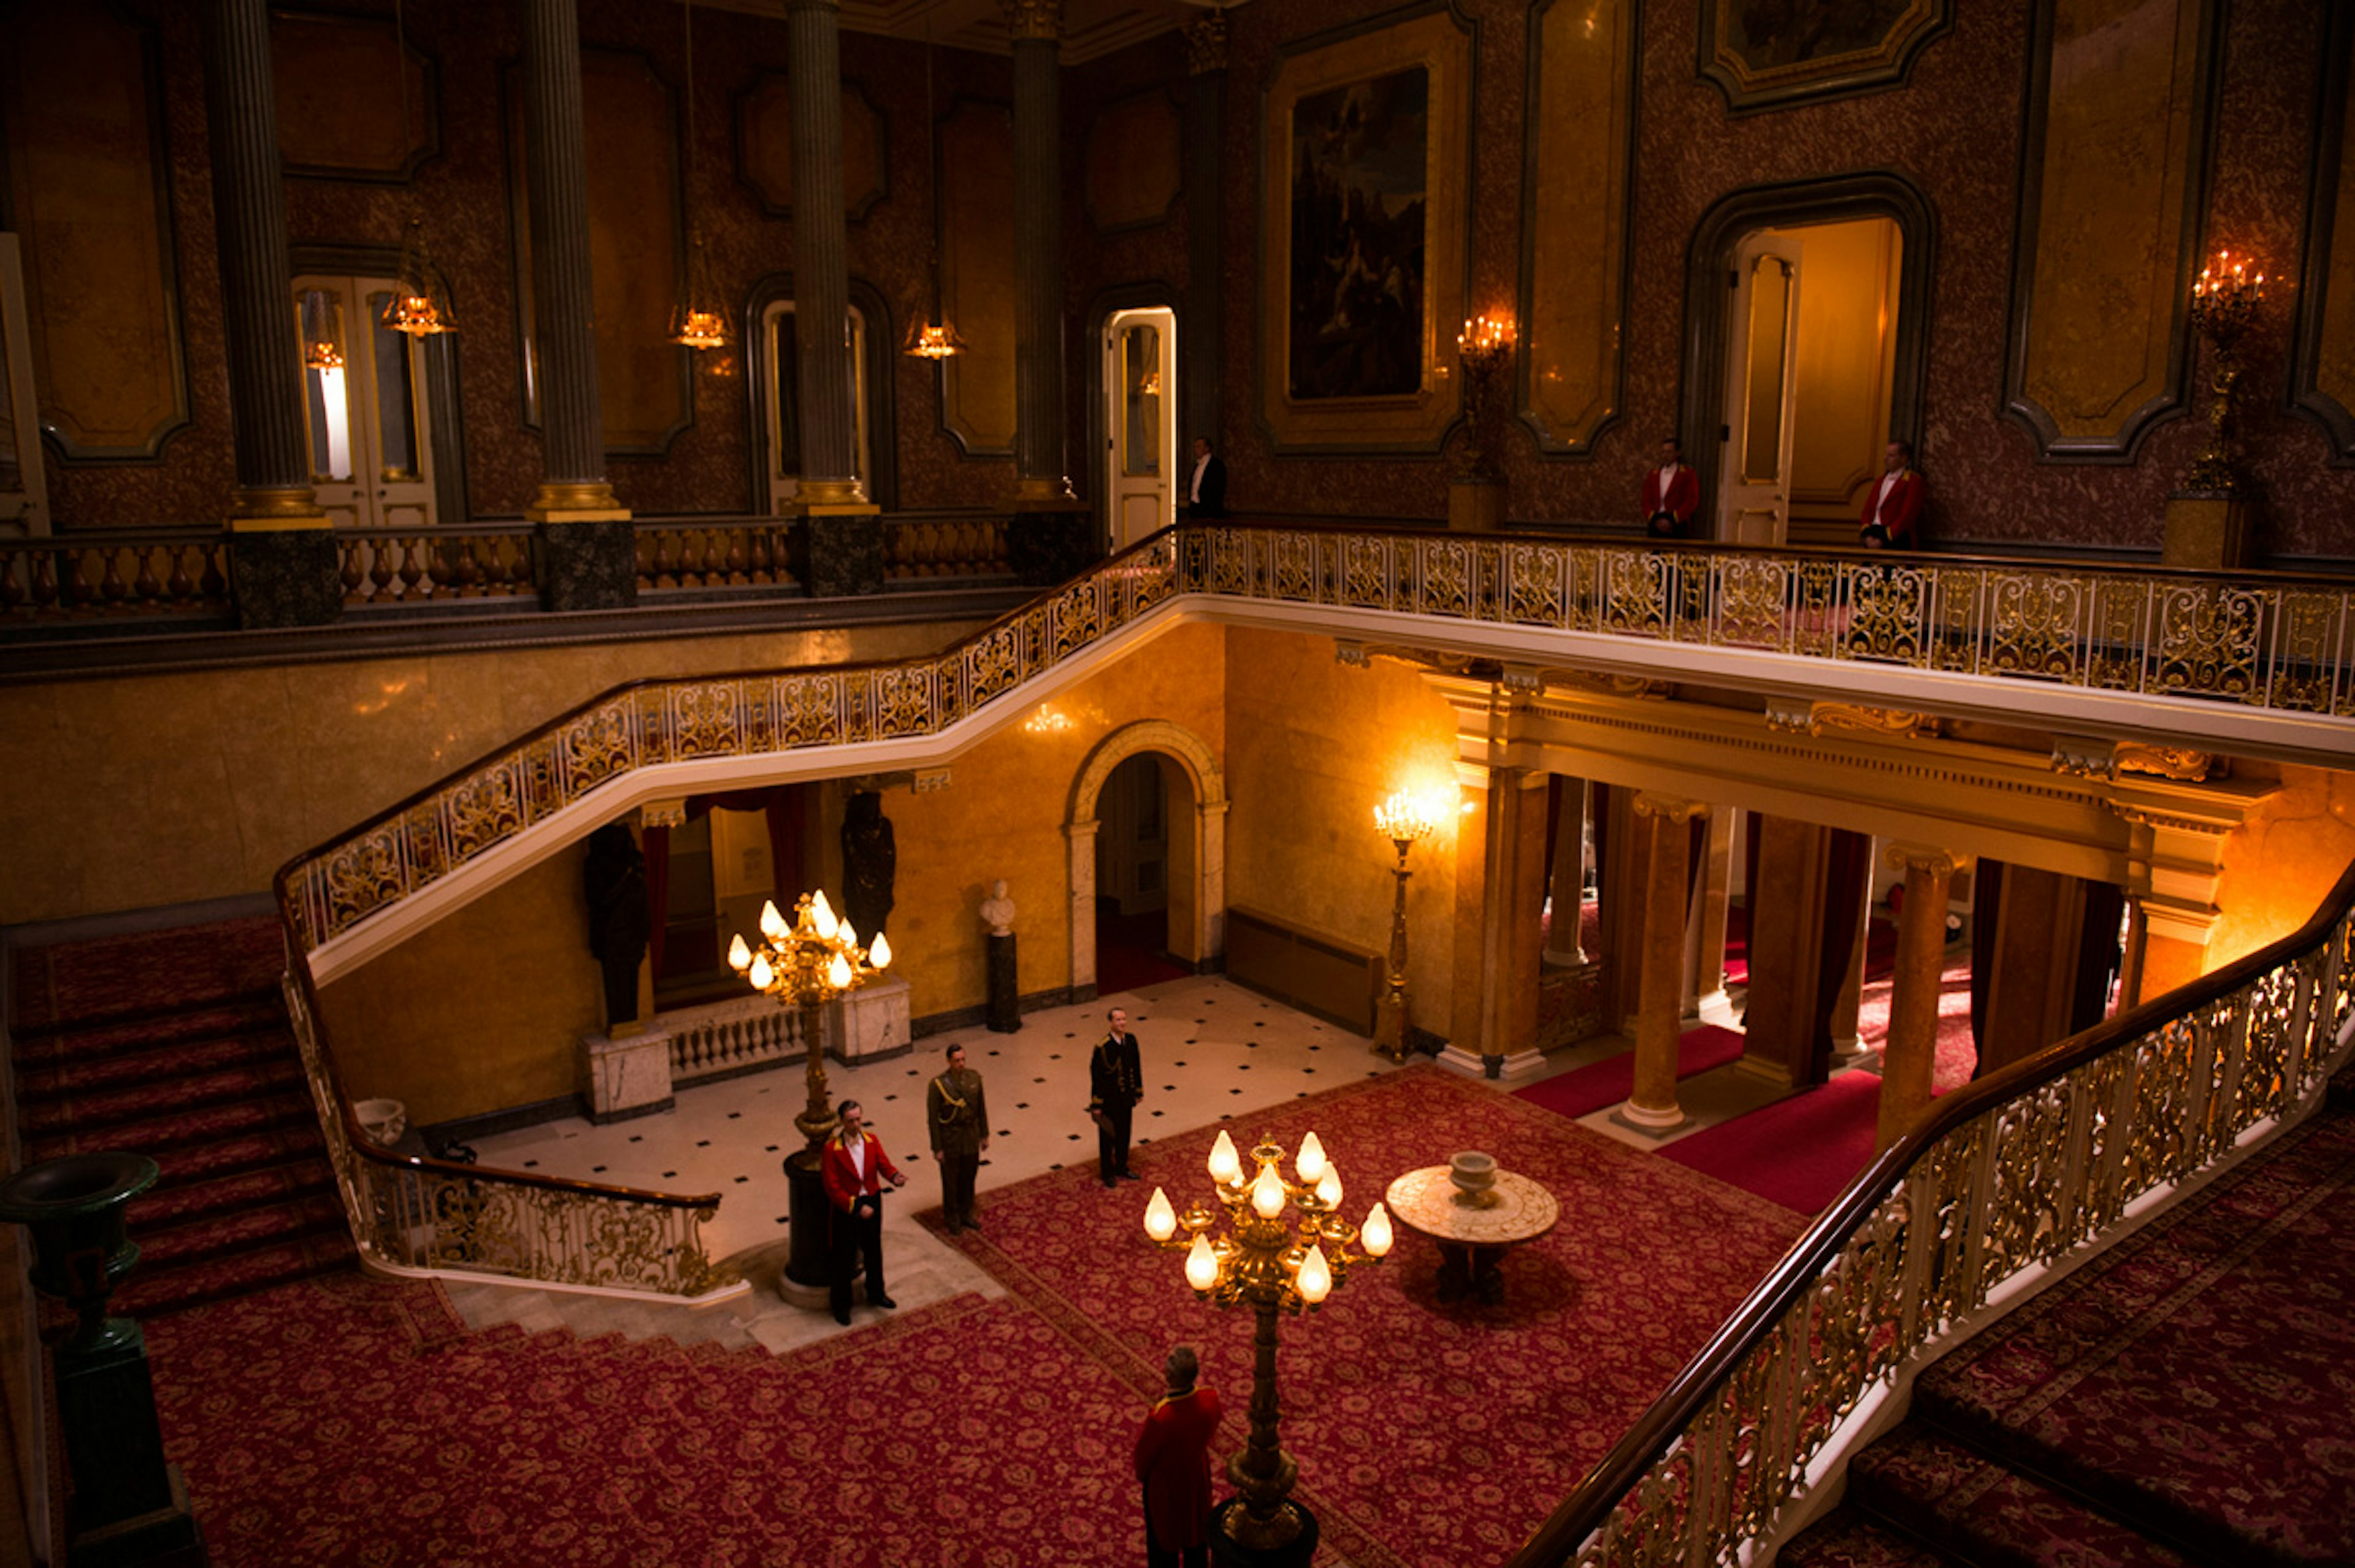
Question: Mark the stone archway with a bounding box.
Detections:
[1068,720,1228,995]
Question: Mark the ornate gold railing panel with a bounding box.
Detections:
[1507,860,2355,1568]
[279,945,731,1299]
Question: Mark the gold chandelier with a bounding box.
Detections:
[729,889,892,1150]
[668,0,728,350]
[903,21,962,361]
[378,0,456,338]
[299,289,345,371]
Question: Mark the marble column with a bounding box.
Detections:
[1543,776,1588,965]
[1180,11,1226,457]
[207,0,339,628]
[1623,794,1705,1131]
[1001,0,1093,583]
[1684,807,1733,1017]
[521,0,633,611]
[1444,767,1549,1079]
[783,0,882,597]
[1878,844,1958,1150]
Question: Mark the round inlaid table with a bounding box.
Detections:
[1383,1166,1560,1305]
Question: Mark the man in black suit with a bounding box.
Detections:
[1184,437,1227,519]
[1089,1005,1146,1187]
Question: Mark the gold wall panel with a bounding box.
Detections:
[1257,7,1473,453]
[1084,90,1181,232]
[938,100,1017,456]
[272,10,432,180]
[507,53,692,455]
[733,73,887,222]
[2292,13,2355,458]
[0,1,187,460]
[2006,0,2218,457]
[1788,216,1901,527]
[1518,0,1635,454]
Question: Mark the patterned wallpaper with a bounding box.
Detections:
[31,0,2352,558]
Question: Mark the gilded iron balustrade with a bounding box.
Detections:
[1141,1130,1393,1554]
[1503,859,2355,1568]
[279,527,2355,961]
[277,952,733,1299]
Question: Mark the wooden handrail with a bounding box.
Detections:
[1505,851,2355,1567]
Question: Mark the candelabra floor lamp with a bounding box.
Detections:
[730,890,892,1303]
[1373,791,1436,1065]
[1143,1131,1392,1567]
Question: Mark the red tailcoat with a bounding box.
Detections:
[1136,1385,1223,1550]
[1858,469,1924,545]
[820,1130,903,1214]
[1641,465,1699,530]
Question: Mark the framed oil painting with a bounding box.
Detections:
[1698,0,1950,115]
[1257,6,1472,453]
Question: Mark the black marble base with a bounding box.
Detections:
[1209,1499,1319,1568]
[1006,507,1102,586]
[534,517,638,613]
[784,1147,830,1290]
[986,933,1020,1032]
[229,528,342,629]
[794,511,884,598]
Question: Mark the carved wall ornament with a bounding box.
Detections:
[1884,841,1961,879]
[1001,0,1062,42]
[1499,664,1545,694]
[1767,698,1939,738]
[2049,735,2116,779]
[2115,743,2222,782]
[640,798,688,829]
[1632,793,1707,823]
[1184,9,1228,74]
[913,768,954,794]
[1334,640,1476,676]
[1537,668,1669,700]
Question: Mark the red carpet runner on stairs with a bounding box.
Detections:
[9,916,353,1316]
[1781,1072,2355,1568]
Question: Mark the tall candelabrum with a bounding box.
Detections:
[2186,250,2264,492]
[1453,313,1516,481]
[1143,1130,1393,1561]
[1373,790,1438,1065]
[729,890,892,1153]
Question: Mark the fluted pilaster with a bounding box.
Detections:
[1181,12,1226,452]
[521,0,612,505]
[1625,794,1706,1131]
[1008,1,1071,500]
[205,0,313,514]
[784,0,860,504]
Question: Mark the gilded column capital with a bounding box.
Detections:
[1001,0,1061,42]
[1883,842,1959,879]
[1632,793,1706,824]
[1184,9,1228,74]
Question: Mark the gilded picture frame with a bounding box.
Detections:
[1256,4,1475,454]
[1697,0,1951,117]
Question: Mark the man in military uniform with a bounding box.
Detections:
[927,1042,989,1233]
[1089,1006,1146,1188]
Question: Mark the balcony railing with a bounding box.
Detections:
[0,528,232,621]
[1504,856,2355,1568]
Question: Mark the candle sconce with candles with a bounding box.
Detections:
[2186,250,2265,492]
[1452,313,1517,483]
[1142,1130,1392,1562]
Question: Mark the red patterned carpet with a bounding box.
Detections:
[927,1065,1807,1568]
[1512,1023,1748,1120]
[138,1066,1805,1568]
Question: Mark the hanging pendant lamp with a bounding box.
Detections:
[903,21,962,360]
[668,0,728,349]
[378,0,456,337]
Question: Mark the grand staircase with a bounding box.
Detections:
[7,916,353,1316]
[1781,1073,2355,1568]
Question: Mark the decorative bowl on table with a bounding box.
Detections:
[1449,1150,1498,1207]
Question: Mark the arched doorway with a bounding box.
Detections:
[1067,720,1227,998]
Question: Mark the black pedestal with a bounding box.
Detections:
[783,1147,832,1291]
[1006,507,1101,586]
[794,511,885,598]
[986,933,1020,1032]
[1209,1499,1320,1568]
[229,527,342,629]
[534,516,638,613]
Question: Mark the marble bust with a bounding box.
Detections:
[980,879,1016,936]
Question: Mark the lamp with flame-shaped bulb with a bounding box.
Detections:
[728,889,894,1304]
[1372,789,1442,1064]
[1139,1129,1392,1561]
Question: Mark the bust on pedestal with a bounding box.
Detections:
[982,879,1020,1032]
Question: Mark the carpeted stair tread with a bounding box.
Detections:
[130,1160,336,1231]
[1907,1106,2355,1568]
[23,1088,317,1165]
[10,916,283,1033]
[18,1055,306,1136]
[1778,1506,1963,1567]
[15,1020,292,1095]
[142,1122,327,1187]
[1846,1425,2198,1568]
[10,995,286,1066]
[134,1192,348,1269]
[114,1231,358,1318]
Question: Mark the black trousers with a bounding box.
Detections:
[1144,1504,1208,1568]
[1098,1101,1135,1184]
[938,1152,979,1228]
[829,1194,887,1317]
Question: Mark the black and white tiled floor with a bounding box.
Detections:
[456,975,1414,1354]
